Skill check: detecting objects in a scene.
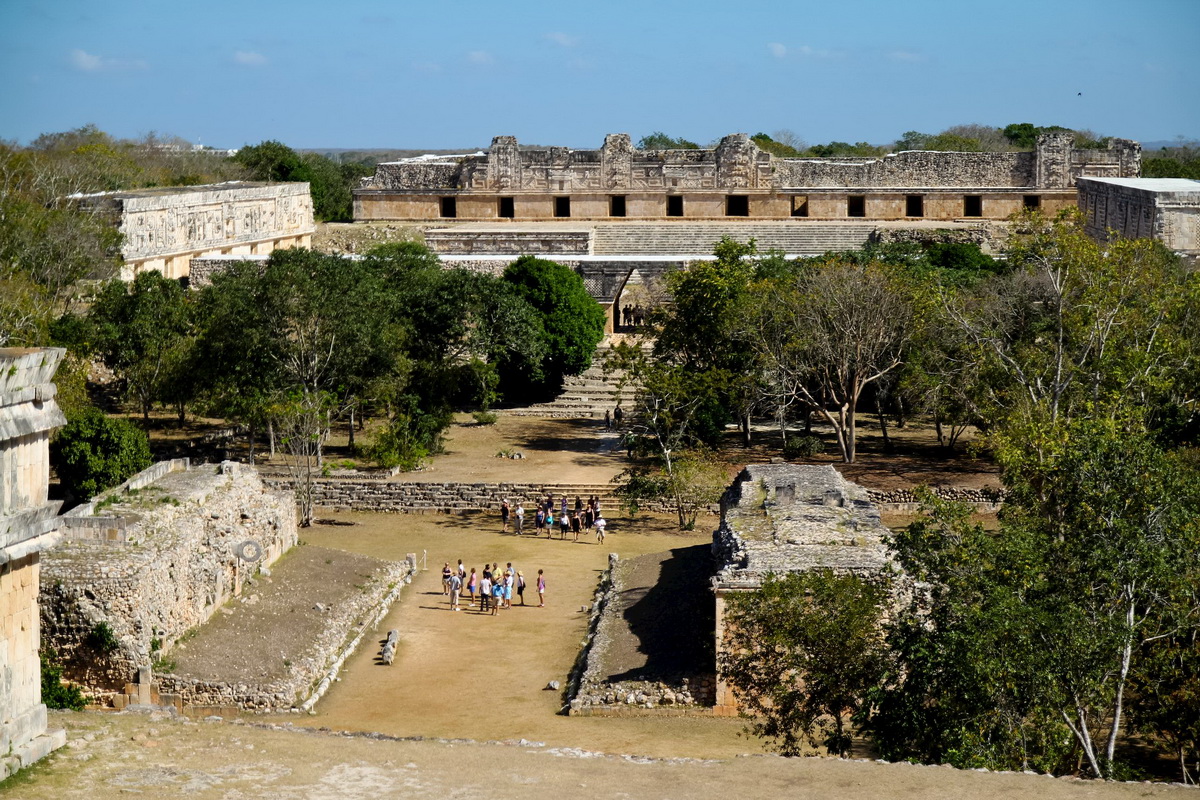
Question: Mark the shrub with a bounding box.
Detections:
[783,434,825,460]
[50,408,151,501]
[40,650,86,710]
[472,410,498,426]
[85,621,119,654]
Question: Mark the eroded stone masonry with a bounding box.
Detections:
[40,459,296,703]
[355,131,1139,223]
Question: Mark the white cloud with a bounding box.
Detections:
[467,50,493,65]
[546,32,579,47]
[767,42,787,58]
[234,50,268,66]
[70,49,147,71]
[888,50,926,63]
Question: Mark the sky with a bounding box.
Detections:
[1,0,1197,151]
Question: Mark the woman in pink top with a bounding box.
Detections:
[536,569,546,607]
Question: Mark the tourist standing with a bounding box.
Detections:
[560,496,568,520]
[441,562,452,595]
[467,568,478,607]
[537,569,546,607]
[571,512,582,542]
[479,573,492,612]
[604,409,611,431]
[614,406,623,428]
[500,500,510,532]
[449,571,462,611]
[515,503,525,534]
[595,514,607,544]
[491,578,503,615]
[535,506,544,535]
[560,512,570,540]
[517,571,526,605]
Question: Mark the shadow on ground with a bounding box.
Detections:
[605,544,715,682]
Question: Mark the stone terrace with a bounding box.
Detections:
[713,464,893,592]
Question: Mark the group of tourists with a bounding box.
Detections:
[442,559,546,613]
[619,304,647,328]
[499,495,607,543]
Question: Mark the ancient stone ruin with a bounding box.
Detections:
[355,131,1139,223]
[0,347,68,779]
[76,181,315,281]
[40,459,297,706]
[1077,176,1200,255]
[711,464,894,713]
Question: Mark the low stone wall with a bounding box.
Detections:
[265,478,621,515]
[425,230,591,255]
[41,461,297,695]
[568,554,713,716]
[866,486,1005,506]
[870,224,1006,254]
[152,558,414,714]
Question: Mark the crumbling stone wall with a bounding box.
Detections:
[40,460,297,696]
[1078,177,1200,254]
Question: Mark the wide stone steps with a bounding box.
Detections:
[511,341,643,417]
[591,223,876,255]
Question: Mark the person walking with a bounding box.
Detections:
[457,560,466,584]
[467,567,478,607]
[449,571,462,611]
[501,500,510,533]
[574,495,583,516]
[535,506,544,535]
[560,496,568,520]
[479,573,492,612]
[571,511,582,542]
[516,571,526,605]
[537,569,546,607]
[614,406,623,428]
[560,512,570,540]
[604,409,611,431]
[515,503,525,535]
[595,514,607,544]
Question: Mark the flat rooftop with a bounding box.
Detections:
[1078,177,1200,193]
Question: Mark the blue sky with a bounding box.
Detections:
[1,0,1197,150]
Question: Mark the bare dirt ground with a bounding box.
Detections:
[170,545,392,683]
[9,710,1190,800]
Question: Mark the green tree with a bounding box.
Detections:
[50,408,152,501]
[873,423,1200,778]
[501,256,605,401]
[88,272,195,425]
[636,132,700,150]
[721,570,890,757]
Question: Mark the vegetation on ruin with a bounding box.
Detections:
[635,131,700,150]
[39,650,87,711]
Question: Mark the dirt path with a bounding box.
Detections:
[11,711,1190,800]
[284,510,753,759]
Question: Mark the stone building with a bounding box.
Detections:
[355,132,1139,223]
[0,348,68,779]
[711,464,893,713]
[1077,176,1200,255]
[77,181,315,281]
[41,459,296,703]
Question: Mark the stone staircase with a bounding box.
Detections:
[512,337,645,418]
[591,222,878,256]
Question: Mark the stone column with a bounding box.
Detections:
[1035,131,1075,189]
[0,348,68,779]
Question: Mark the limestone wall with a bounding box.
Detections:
[78,182,314,279]
[40,461,297,695]
[1078,177,1200,253]
[0,347,68,778]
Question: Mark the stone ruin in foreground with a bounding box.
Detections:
[568,463,895,716]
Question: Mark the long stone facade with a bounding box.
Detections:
[710,464,894,713]
[355,132,1139,223]
[78,181,315,280]
[0,348,68,779]
[1077,177,1200,254]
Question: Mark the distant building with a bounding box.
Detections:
[1077,176,1200,255]
[77,181,315,281]
[354,131,1140,223]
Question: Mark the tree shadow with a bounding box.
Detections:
[605,543,715,683]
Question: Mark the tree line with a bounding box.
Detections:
[645,214,1200,780]
[53,244,604,522]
